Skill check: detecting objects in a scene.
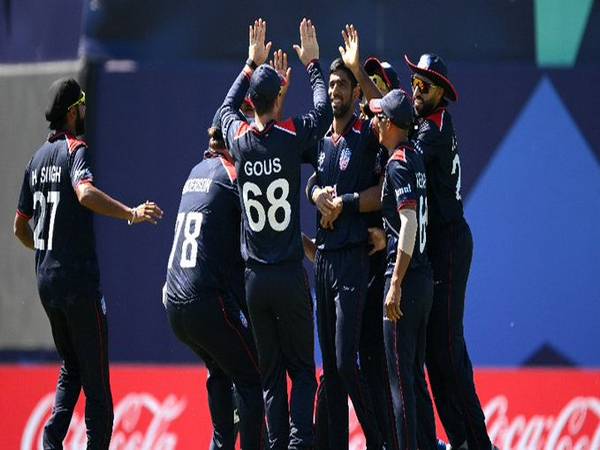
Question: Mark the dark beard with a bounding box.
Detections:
[332,100,352,119]
[415,97,437,118]
[75,109,85,135]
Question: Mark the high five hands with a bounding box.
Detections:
[339,24,360,73]
[248,18,320,68]
[293,18,319,66]
[248,19,272,66]
[270,49,291,95]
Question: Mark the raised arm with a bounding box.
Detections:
[292,19,332,151]
[270,49,291,121]
[221,19,272,147]
[339,24,381,103]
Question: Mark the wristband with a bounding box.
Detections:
[341,192,360,213]
[310,184,320,204]
[306,58,319,69]
[245,58,257,70]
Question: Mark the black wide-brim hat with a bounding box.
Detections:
[404,53,458,102]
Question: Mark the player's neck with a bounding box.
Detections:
[332,111,354,136]
[254,113,276,131]
[384,131,409,153]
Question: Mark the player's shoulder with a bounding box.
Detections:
[388,143,421,170]
[390,142,418,162]
[48,131,88,154]
[234,121,253,140]
[66,135,87,154]
[216,155,237,183]
[420,108,453,138]
[273,118,297,136]
[350,117,369,134]
[202,152,238,184]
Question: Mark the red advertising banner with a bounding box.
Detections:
[1,366,598,449]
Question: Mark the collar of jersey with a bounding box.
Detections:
[204,147,234,162]
[394,140,414,152]
[326,114,358,145]
[421,107,446,129]
[250,120,275,135]
[48,130,76,142]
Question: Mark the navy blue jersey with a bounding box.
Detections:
[17,131,100,297]
[412,108,464,231]
[165,152,244,302]
[315,116,383,250]
[381,145,430,276]
[220,62,331,265]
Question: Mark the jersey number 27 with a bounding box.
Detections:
[33,190,60,250]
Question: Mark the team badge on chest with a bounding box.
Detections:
[339,147,352,171]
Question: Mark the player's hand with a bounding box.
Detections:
[293,18,319,66]
[320,196,342,230]
[130,201,163,225]
[270,49,291,96]
[384,284,403,322]
[339,24,361,74]
[248,18,272,66]
[368,227,386,255]
[313,186,336,215]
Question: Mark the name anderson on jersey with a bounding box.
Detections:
[182,178,212,194]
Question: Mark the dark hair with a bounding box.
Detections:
[329,58,357,87]
[250,92,277,116]
[49,117,66,131]
[208,127,226,150]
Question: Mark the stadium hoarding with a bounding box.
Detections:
[2,366,599,449]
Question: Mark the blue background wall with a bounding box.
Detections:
[2,0,599,366]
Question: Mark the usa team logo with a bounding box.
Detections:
[339,148,352,171]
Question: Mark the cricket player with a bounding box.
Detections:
[14,78,163,449]
[370,89,437,450]
[405,53,496,450]
[164,123,265,450]
[217,18,331,449]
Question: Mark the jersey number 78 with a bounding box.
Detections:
[168,212,203,268]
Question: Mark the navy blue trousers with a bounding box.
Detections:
[427,219,491,450]
[167,290,265,450]
[314,251,393,450]
[40,294,113,450]
[384,271,437,450]
[245,262,316,450]
[315,245,383,450]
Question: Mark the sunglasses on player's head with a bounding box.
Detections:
[68,91,86,110]
[370,74,390,95]
[376,113,389,123]
[411,76,437,95]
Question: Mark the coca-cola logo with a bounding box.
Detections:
[19,391,600,449]
[21,392,186,450]
[485,396,599,450]
[346,396,600,450]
